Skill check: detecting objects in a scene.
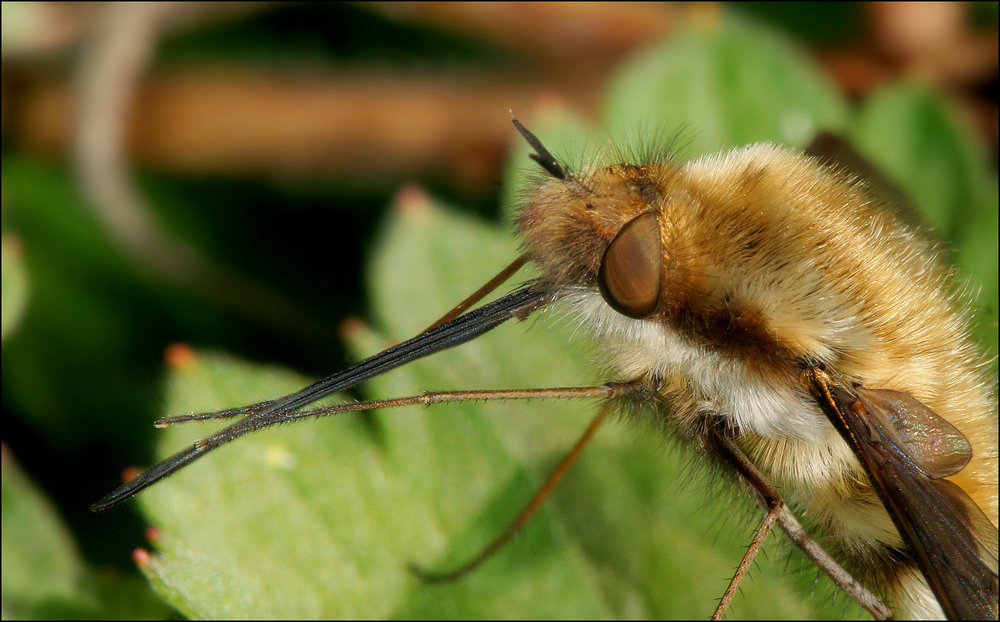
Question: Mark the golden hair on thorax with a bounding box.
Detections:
[515,125,997,618]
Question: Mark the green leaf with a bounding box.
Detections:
[603,11,847,158]
[2,448,169,619]
[851,82,988,237]
[3,448,83,617]
[1,235,30,342]
[849,80,998,367]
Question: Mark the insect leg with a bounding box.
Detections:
[710,430,891,620]
[410,398,616,583]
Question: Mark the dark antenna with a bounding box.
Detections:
[511,115,567,180]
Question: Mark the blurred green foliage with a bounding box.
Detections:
[2,4,995,620]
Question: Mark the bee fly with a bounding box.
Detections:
[95,118,998,619]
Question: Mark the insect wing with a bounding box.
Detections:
[808,372,999,619]
[853,388,972,479]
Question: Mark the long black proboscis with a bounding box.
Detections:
[93,284,550,511]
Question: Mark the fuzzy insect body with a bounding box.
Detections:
[518,139,998,618]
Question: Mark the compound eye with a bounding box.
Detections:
[598,211,661,319]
